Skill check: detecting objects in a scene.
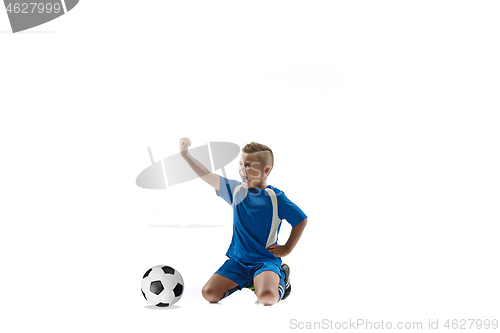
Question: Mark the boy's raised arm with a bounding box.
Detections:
[179,137,220,191]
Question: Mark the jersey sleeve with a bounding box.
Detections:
[276,190,308,228]
[215,176,242,205]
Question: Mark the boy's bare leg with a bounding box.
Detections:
[202,274,239,303]
[253,271,280,306]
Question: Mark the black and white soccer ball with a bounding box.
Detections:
[141,265,184,307]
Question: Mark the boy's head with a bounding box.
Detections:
[239,142,274,188]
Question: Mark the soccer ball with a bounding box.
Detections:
[141,265,184,307]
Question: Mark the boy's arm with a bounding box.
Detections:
[179,137,220,191]
[267,218,308,257]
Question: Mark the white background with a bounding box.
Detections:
[1,1,499,332]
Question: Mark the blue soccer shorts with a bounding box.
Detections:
[215,257,286,300]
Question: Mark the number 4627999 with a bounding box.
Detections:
[6,2,62,14]
[444,319,498,330]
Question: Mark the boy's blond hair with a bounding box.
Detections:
[242,142,274,175]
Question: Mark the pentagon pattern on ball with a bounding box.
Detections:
[157,302,169,307]
[161,266,175,275]
[173,283,183,297]
[150,281,164,295]
[143,268,152,278]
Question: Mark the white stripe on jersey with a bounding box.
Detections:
[230,185,281,249]
[231,185,242,208]
[264,188,281,248]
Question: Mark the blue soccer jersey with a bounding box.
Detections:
[216,176,307,265]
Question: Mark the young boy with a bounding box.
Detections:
[180,138,308,306]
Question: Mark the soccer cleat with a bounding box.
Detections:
[281,263,292,300]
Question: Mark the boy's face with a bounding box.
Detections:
[238,152,269,188]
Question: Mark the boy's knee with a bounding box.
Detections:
[256,289,279,306]
[202,285,221,303]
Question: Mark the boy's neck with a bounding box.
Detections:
[243,180,268,189]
